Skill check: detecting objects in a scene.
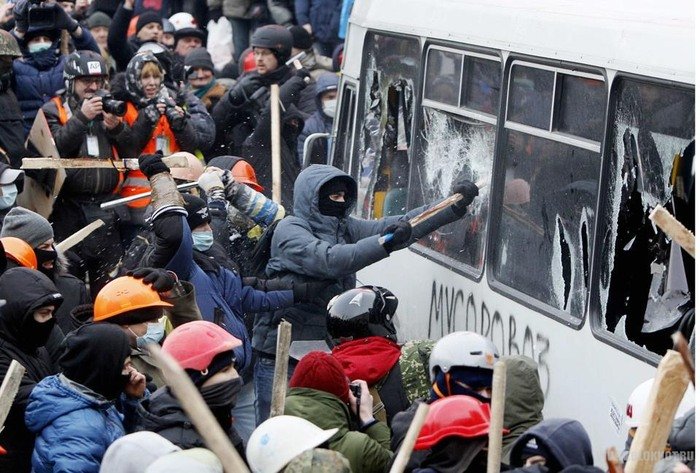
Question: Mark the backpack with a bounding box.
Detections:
[248,218,283,278]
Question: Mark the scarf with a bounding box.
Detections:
[332,337,401,385]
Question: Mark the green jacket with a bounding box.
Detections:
[285,387,393,473]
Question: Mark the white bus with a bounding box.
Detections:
[328,0,695,462]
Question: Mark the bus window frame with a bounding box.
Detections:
[486,55,609,331]
[331,77,359,171]
[407,42,502,280]
[587,72,694,367]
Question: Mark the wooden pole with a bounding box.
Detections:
[389,402,429,473]
[21,155,189,171]
[649,205,695,258]
[0,360,26,431]
[606,447,624,473]
[672,332,695,386]
[270,84,282,204]
[269,320,292,417]
[486,360,507,473]
[624,350,691,473]
[55,220,104,253]
[147,344,250,473]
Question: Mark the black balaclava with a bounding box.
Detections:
[318,177,351,218]
[34,246,57,279]
[60,323,132,400]
[419,436,488,473]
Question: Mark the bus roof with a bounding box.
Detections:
[350,0,694,84]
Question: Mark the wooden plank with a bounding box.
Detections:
[54,220,105,253]
[389,402,429,473]
[0,360,26,430]
[21,155,189,171]
[269,320,292,417]
[487,361,507,473]
[649,205,695,258]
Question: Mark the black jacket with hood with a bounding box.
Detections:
[0,268,63,473]
[509,418,594,471]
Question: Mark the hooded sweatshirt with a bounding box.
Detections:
[509,418,594,471]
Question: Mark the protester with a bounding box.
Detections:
[107,0,163,71]
[0,267,63,473]
[145,448,223,473]
[185,47,228,112]
[25,323,147,473]
[254,164,480,423]
[288,25,333,79]
[0,31,28,167]
[296,72,337,166]
[170,13,206,58]
[99,431,181,473]
[86,11,116,74]
[294,0,342,57]
[283,449,352,473]
[161,19,176,49]
[0,163,23,222]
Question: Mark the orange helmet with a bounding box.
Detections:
[1,237,37,269]
[170,152,205,182]
[94,276,173,322]
[232,160,263,192]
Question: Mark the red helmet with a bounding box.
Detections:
[414,395,497,450]
[162,321,242,371]
[242,49,255,73]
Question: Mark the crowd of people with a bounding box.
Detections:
[0,0,693,472]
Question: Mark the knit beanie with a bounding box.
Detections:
[0,207,53,248]
[183,193,211,230]
[288,25,313,50]
[87,11,111,30]
[186,351,234,386]
[185,47,214,72]
[136,11,162,34]
[289,351,350,404]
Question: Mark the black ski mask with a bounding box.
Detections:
[21,313,55,350]
[35,247,57,279]
[200,377,243,432]
[318,177,352,218]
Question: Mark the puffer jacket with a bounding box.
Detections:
[285,387,392,473]
[297,72,336,166]
[253,164,462,356]
[295,0,342,44]
[25,374,138,473]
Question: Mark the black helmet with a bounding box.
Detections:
[64,50,107,81]
[250,25,293,63]
[327,286,399,342]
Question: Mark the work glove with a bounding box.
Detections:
[228,74,264,106]
[381,220,412,253]
[292,280,334,303]
[451,179,479,217]
[138,151,169,179]
[53,3,79,32]
[12,0,28,32]
[128,267,176,292]
[198,171,225,193]
[208,7,223,22]
[279,71,309,107]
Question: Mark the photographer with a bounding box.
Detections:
[42,50,126,297]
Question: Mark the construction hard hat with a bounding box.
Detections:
[626,377,695,428]
[162,321,242,371]
[170,152,204,182]
[232,159,263,192]
[247,415,338,473]
[429,331,499,382]
[1,237,37,269]
[240,48,256,74]
[169,12,197,30]
[415,395,497,450]
[93,276,172,322]
[327,285,399,341]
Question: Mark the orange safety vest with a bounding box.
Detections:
[120,102,181,208]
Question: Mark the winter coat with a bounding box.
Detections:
[149,211,294,372]
[295,0,342,44]
[192,80,229,113]
[107,5,150,72]
[51,252,91,335]
[285,387,393,473]
[0,268,62,473]
[13,32,100,134]
[509,418,594,469]
[502,355,545,464]
[25,374,139,473]
[296,70,335,165]
[206,0,250,19]
[253,164,462,356]
[0,88,29,167]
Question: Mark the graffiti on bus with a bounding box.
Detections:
[428,280,551,396]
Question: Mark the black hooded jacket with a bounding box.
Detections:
[509,418,594,471]
[0,268,64,473]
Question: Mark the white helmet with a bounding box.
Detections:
[168,12,197,30]
[169,152,204,182]
[625,377,695,428]
[246,415,338,473]
[429,331,499,382]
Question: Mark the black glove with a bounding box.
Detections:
[292,280,334,303]
[166,107,187,132]
[53,3,79,32]
[12,0,29,32]
[208,7,223,21]
[138,152,168,178]
[294,67,310,82]
[381,221,412,253]
[128,267,176,292]
[279,73,308,108]
[229,74,264,106]
[142,103,161,123]
[451,180,479,216]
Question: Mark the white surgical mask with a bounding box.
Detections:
[130,322,165,350]
[192,230,214,252]
[0,183,17,209]
[28,41,52,54]
[322,98,337,118]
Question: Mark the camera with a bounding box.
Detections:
[94,90,126,117]
[350,382,361,400]
[27,0,56,30]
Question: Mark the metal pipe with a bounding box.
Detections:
[100,181,199,209]
[302,133,330,169]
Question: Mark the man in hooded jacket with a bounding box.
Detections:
[0,267,63,473]
[296,72,337,166]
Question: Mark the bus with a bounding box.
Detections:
[327,0,695,462]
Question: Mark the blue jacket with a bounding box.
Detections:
[25,374,138,473]
[297,72,337,165]
[295,0,342,44]
[151,212,294,371]
[13,30,99,134]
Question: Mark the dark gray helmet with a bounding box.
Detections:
[0,30,21,58]
[64,50,108,81]
[162,18,175,34]
[250,25,293,63]
[327,286,399,341]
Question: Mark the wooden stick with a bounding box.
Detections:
[487,361,507,473]
[0,360,26,431]
[270,84,282,204]
[147,344,250,473]
[649,205,695,258]
[54,219,105,253]
[672,332,695,386]
[389,402,430,473]
[21,155,189,171]
[606,447,624,473]
[624,350,691,473]
[270,320,292,417]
